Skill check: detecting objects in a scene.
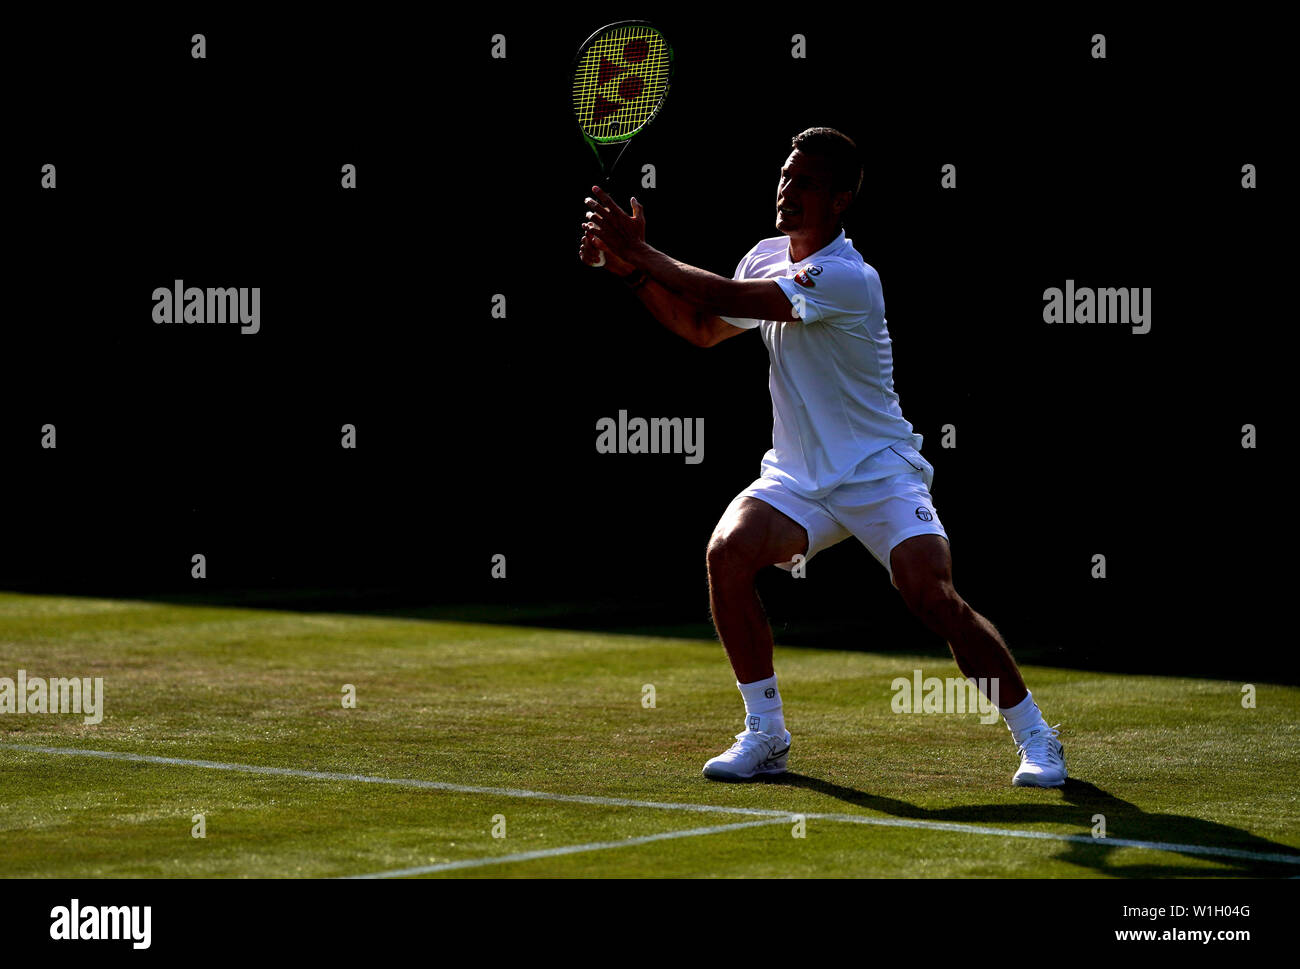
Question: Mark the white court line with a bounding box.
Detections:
[346,817,793,878]
[6,743,1300,868]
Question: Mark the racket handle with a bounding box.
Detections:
[580,173,615,269]
[583,179,610,268]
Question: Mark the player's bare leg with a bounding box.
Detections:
[889,535,1026,704]
[890,534,1067,786]
[701,496,807,779]
[706,496,808,682]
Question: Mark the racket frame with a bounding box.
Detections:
[571,20,675,179]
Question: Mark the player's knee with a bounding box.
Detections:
[706,529,762,581]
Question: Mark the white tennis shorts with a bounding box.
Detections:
[738,446,949,583]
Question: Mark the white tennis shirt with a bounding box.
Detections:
[720,230,926,500]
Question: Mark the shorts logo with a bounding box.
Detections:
[763,688,776,699]
[915,507,933,522]
[793,265,820,288]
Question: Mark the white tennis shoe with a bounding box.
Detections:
[1012,723,1067,787]
[702,728,791,780]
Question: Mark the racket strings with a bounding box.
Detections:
[572,26,670,140]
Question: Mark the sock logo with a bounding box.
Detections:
[747,715,760,731]
[763,688,776,699]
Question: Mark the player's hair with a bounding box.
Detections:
[790,127,864,207]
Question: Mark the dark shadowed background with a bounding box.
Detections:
[3,10,1284,680]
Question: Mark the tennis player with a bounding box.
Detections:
[580,127,1066,787]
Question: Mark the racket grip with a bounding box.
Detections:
[581,174,614,269]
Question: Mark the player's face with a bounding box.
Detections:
[776,150,842,237]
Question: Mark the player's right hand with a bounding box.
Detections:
[579,222,635,276]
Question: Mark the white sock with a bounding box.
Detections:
[738,674,785,736]
[1000,690,1047,744]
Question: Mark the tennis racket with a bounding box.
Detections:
[571,20,673,266]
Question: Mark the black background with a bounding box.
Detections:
[2,876,1290,955]
[3,10,1286,680]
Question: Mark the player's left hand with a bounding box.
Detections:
[584,186,647,264]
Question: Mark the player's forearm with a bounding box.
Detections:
[630,277,712,346]
[627,244,736,314]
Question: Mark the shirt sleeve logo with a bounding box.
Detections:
[793,265,821,288]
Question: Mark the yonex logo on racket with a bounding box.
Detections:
[591,37,652,125]
[572,22,673,160]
